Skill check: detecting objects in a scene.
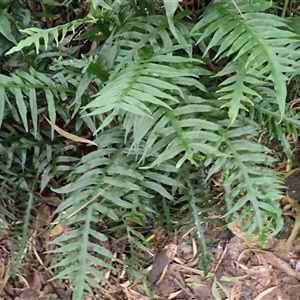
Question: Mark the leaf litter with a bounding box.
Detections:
[2,151,300,300]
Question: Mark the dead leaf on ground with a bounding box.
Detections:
[150,266,190,299]
[37,193,62,206]
[148,243,177,285]
[246,265,272,278]
[185,275,212,299]
[17,289,41,300]
[44,115,98,146]
[262,251,300,280]
[17,273,43,300]
[36,204,52,224]
[50,224,64,237]
[0,261,10,291]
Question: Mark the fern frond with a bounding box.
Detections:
[81,14,225,168]
[49,204,120,299]
[191,0,300,123]
[5,17,96,55]
[0,121,77,194]
[207,119,284,239]
[84,53,203,132]
[0,164,38,275]
[51,130,157,297]
[2,1,292,295]
[0,58,93,139]
[142,108,225,168]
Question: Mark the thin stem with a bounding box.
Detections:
[282,0,289,17]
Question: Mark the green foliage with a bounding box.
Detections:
[6,17,96,56]
[192,1,300,124]
[1,0,300,298]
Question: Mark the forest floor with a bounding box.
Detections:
[2,196,300,300]
[2,144,300,300]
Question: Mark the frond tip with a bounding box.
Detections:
[5,17,96,55]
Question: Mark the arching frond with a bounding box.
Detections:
[191,0,300,123]
[6,17,95,55]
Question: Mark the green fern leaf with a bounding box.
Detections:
[209,120,284,237]
[50,205,119,299]
[191,0,300,123]
[5,18,95,55]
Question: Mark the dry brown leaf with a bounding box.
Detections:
[26,273,42,292]
[263,252,300,280]
[36,204,51,224]
[253,286,278,300]
[0,261,10,291]
[0,261,5,279]
[44,115,98,146]
[37,193,62,206]
[148,244,177,285]
[168,290,183,299]
[18,273,43,300]
[50,224,64,237]
[246,265,272,279]
[18,289,40,300]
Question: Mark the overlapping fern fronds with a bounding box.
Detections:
[46,2,292,296]
[0,62,90,141]
[2,0,300,298]
[50,129,155,297]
